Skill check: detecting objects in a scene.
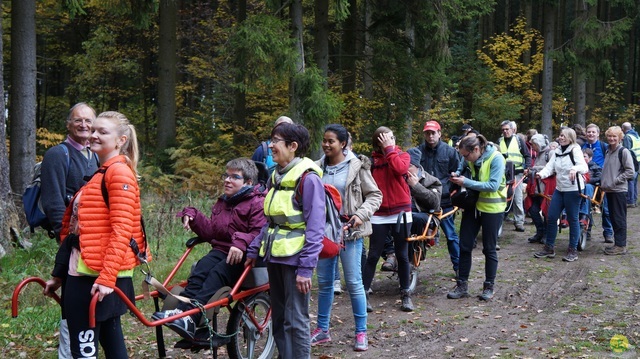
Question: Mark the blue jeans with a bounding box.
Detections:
[545,190,581,250]
[316,238,367,334]
[627,173,638,205]
[601,195,613,237]
[440,206,460,271]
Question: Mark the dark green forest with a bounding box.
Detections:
[1,0,639,246]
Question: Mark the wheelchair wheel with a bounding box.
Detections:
[577,225,588,252]
[227,292,275,359]
[407,266,418,293]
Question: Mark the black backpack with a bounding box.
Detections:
[618,147,639,172]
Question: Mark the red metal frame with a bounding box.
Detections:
[12,242,271,336]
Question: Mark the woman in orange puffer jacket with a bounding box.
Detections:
[45,111,148,358]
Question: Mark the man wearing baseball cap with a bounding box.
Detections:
[417,120,461,278]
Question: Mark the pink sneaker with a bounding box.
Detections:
[354,332,368,351]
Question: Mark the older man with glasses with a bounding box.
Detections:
[498,120,531,233]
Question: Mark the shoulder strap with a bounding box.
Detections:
[261,141,269,162]
[600,141,606,156]
[60,143,70,174]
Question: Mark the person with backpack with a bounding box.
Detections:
[36,102,99,359]
[151,158,267,340]
[43,111,149,358]
[362,126,415,312]
[534,127,589,262]
[40,102,100,243]
[601,126,635,255]
[582,123,614,243]
[245,123,325,359]
[621,122,640,207]
[251,116,293,175]
[310,124,382,352]
[525,134,555,244]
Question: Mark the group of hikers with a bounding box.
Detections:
[35,102,636,359]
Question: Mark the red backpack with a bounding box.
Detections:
[296,171,348,259]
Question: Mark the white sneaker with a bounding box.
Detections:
[333,280,343,295]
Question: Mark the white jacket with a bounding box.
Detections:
[538,144,589,192]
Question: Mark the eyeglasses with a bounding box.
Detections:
[271,137,287,144]
[221,173,244,181]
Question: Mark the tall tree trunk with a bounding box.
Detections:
[0,0,12,256]
[314,0,329,80]
[9,0,36,195]
[157,0,178,150]
[540,1,555,138]
[341,0,358,93]
[289,0,305,120]
[403,5,414,147]
[233,0,247,146]
[574,71,587,126]
[363,0,373,98]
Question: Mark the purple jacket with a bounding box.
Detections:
[178,185,267,254]
[247,158,325,278]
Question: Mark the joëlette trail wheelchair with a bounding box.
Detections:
[575,183,604,251]
[394,207,458,292]
[12,236,275,359]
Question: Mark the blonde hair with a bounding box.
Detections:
[605,126,624,141]
[560,127,577,145]
[97,111,140,176]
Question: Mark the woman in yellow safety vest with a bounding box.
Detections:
[448,134,506,301]
[246,122,325,359]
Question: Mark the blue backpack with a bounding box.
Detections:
[22,144,70,233]
[261,141,276,173]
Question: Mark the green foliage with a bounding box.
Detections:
[293,67,344,155]
[472,92,524,136]
[590,77,627,128]
[226,14,297,92]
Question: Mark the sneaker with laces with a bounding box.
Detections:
[534,245,555,258]
[158,309,196,340]
[562,247,578,262]
[354,332,368,351]
[333,280,343,295]
[152,308,183,321]
[310,328,331,346]
[604,245,627,255]
[604,235,614,244]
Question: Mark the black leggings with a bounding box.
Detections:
[458,210,501,284]
[64,275,133,359]
[363,222,412,290]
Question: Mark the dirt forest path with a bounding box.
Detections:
[309,209,640,358]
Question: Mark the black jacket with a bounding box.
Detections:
[417,141,460,208]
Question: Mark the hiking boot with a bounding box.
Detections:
[562,247,578,262]
[604,245,628,255]
[604,235,614,244]
[381,253,397,272]
[478,281,494,301]
[354,332,368,351]
[514,224,525,232]
[365,292,373,313]
[310,328,331,346]
[534,245,555,258]
[400,289,414,312]
[447,280,469,299]
[333,280,343,295]
[527,233,544,243]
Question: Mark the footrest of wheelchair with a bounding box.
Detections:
[174,328,231,350]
